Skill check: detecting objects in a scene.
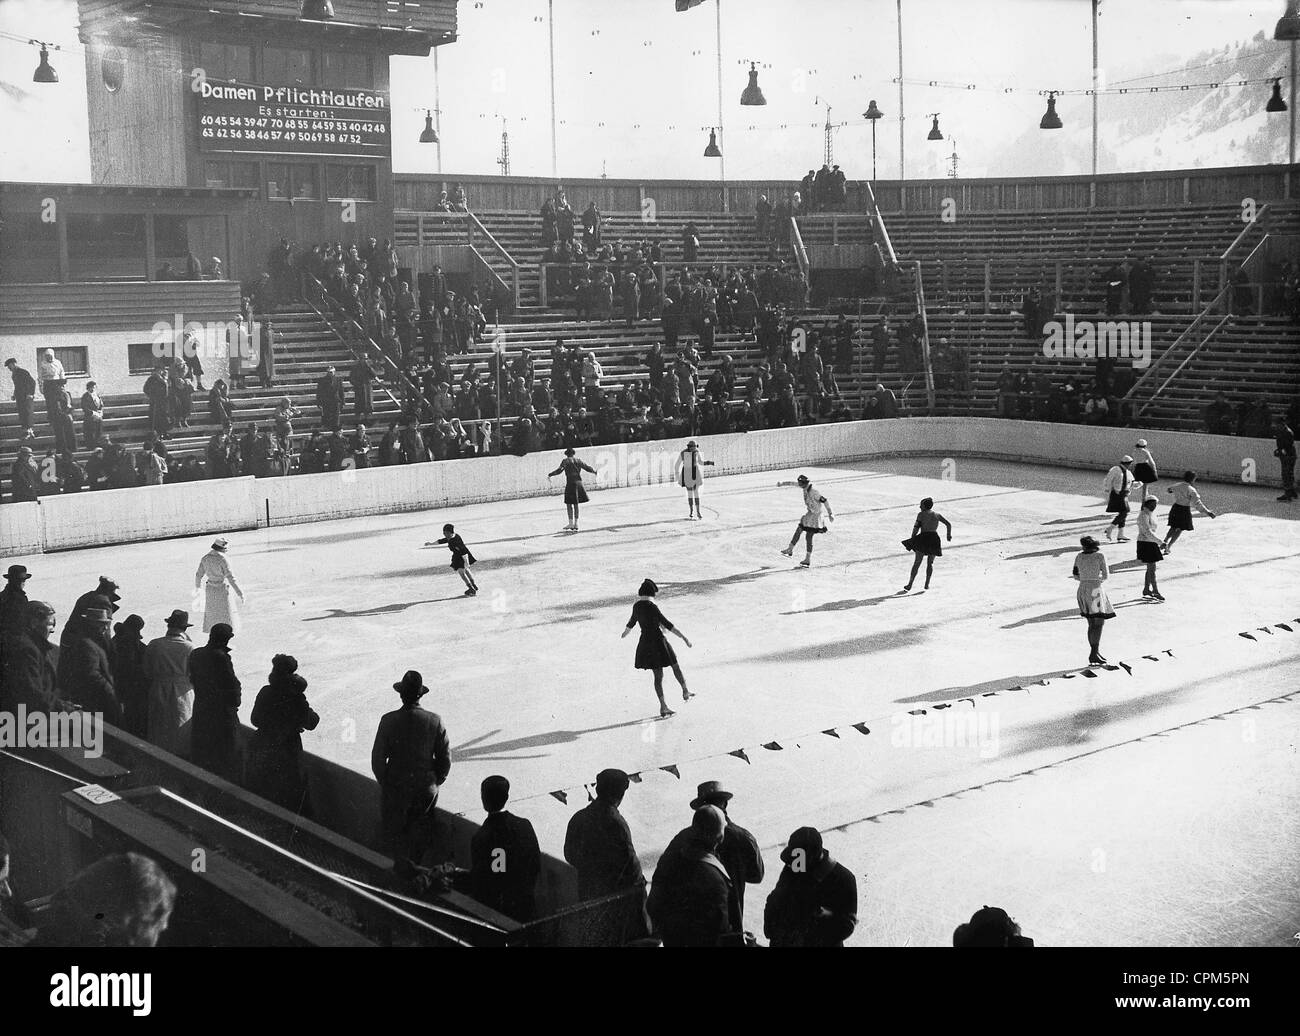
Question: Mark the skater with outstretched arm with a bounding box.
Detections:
[901,497,953,592]
[1162,471,1216,554]
[426,523,479,597]
[676,439,715,520]
[621,579,694,718]
[776,475,833,567]
[548,447,597,531]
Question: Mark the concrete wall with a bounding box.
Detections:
[8,419,1278,554]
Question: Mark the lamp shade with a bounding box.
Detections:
[1276,0,1300,40]
[1039,94,1062,130]
[927,115,944,141]
[301,0,335,20]
[740,63,766,106]
[1266,78,1288,113]
[863,99,883,120]
[33,44,58,84]
[704,128,721,157]
[419,112,439,143]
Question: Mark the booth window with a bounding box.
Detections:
[46,347,88,377]
[267,163,320,201]
[204,160,259,191]
[199,41,253,82]
[326,165,377,202]
[128,343,162,375]
[322,50,372,88]
[67,213,146,281]
[262,45,313,85]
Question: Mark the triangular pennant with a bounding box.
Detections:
[852,722,871,735]
[728,748,751,764]
[660,764,680,778]
[1276,623,1293,632]
[762,741,783,751]
[1239,632,1256,641]
[821,728,840,738]
[550,790,568,805]
[627,772,643,783]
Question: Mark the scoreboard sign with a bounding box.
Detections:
[197,81,391,158]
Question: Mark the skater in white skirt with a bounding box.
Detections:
[1072,535,1115,666]
[195,537,245,633]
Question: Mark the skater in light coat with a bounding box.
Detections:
[195,537,245,633]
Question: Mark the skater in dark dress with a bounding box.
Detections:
[620,579,694,718]
[426,523,478,596]
[901,497,953,592]
[548,447,597,531]
[1162,471,1216,554]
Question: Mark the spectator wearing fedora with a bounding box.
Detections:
[371,670,451,865]
[662,780,764,922]
[563,768,650,942]
[0,565,32,649]
[59,606,122,727]
[188,624,242,781]
[9,447,40,503]
[953,905,1034,947]
[145,610,195,755]
[763,827,858,947]
[110,615,150,738]
[246,654,319,814]
[469,775,542,921]
[62,577,121,660]
[648,805,741,947]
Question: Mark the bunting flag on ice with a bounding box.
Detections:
[762,741,782,751]
[660,764,680,779]
[729,748,750,764]
[550,790,568,805]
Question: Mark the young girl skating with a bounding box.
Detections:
[548,447,598,531]
[901,497,953,592]
[1162,471,1216,554]
[426,523,479,596]
[1135,496,1164,601]
[621,578,694,718]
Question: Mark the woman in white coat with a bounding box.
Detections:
[195,537,245,633]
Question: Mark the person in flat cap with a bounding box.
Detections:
[662,780,764,922]
[371,671,452,865]
[188,623,242,781]
[58,606,123,727]
[676,439,716,521]
[564,767,650,941]
[144,609,195,755]
[246,655,320,814]
[470,775,542,921]
[110,615,150,738]
[763,827,858,947]
[648,804,742,947]
[953,905,1034,947]
[0,566,32,651]
[195,537,244,634]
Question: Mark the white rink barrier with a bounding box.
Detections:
[4,420,1278,553]
[33,477,260,552]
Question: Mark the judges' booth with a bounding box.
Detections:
[74,0,458,271]
[0,182,249,395]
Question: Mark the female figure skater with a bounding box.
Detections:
[777,475,834,567]
[1162,471,1216,553]
[426,523,478,596]
[1135,496,1164,601]
[195,536,245,633]
[1072,535,1115,666]
[620,578,694,718]
[901,497,953,592]
[1101,454,1134,542]
[677,439,715,520]
[1131,438,1158,489]
[548,447,597,531]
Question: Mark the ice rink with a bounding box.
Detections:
[12,456,1300,946]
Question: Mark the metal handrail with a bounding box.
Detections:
[466,211,521,307]
[789,216,810,284]
[912,260,936,415]
[1220,204,1270,261]
[1135,313,1230,421]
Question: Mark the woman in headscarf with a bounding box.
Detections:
[245,654,319,815]
[194,537,245,633]
[620,578,694,719]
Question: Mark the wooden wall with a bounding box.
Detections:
[395,165,1297,216]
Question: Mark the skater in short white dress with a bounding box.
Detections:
[195,537,245,633]
[776,475,834,567]
[1072,535,1114,666]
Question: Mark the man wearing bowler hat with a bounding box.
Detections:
[662,780,764,922]
[763,826,858,947]
[371,670,451,865]
[145,609,195,755]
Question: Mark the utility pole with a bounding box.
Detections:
[548,0,558,178]
[497,118,510,176]
[1092,0,1100,179]
[715,0,727,208]
[947,138,958,180]
[824,103,834,167]
[897,0,905,181]
[433,45,443,174]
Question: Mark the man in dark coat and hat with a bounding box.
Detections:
[315,366,346,434]
[188,623,242,781]
[0,601,68,714]
[0,565,31,651]
[110,615,150,738]
[60,577,121,666]
[469,775,542,921]
[59,606,122,727]
[371,670,451,865]
[647,804,741,947]
[563,767,650,942]
[661,780,764,923]
[763,826,858,947]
